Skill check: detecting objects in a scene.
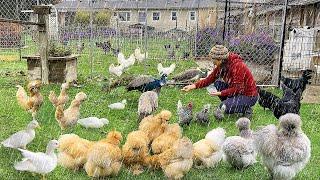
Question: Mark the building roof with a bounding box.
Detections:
[55,0,218,11]
[225,0,320,17]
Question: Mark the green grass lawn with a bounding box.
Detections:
[0,49,319,180]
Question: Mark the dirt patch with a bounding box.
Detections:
[302,85,320,104]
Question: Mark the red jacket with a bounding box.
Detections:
[195,53,258,97]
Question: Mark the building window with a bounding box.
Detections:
[171,11,177,21]
[190,11,196,21]
[139,11,146,23]
[153,12,160,21]
[118,12,130,22]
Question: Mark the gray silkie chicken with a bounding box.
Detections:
[222,118,257,169]
[195,104,211,125]
[254,113,311,180]
[138,91,158,122]
[177,100,193,126]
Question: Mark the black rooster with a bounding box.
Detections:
[281,69,313,93]
[258,84,302,119]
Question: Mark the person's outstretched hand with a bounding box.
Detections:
[210,91,221,96]
[181,84,196,92]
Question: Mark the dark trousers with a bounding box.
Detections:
[214,80,258,114]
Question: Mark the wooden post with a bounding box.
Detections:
[32,5,51,84]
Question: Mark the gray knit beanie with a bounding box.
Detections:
[209,45,229,60]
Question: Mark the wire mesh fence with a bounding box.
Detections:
[0,0,319,86]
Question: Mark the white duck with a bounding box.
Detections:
[157,63,176,76]
[134,48,148,63]
[109,63,125,77]
[14,140,59,179]
[108,99,127,110]
[77,117,109,128]
[1,119,40,149]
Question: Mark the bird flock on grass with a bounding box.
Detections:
[0,54,314,179]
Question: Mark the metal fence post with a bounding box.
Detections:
[277,0,289,87]
[194,0,200,57]
[222,0,229,41]
[89,0,94,77]
[144,0,148,73]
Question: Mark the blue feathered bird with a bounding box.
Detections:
[126,74,167,92]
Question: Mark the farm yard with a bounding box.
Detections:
[1,0,320,180]
[0,47,319,179]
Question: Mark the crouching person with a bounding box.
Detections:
[182,45,258,121]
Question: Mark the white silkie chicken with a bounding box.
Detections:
[1,119,40,149]
[78,117,109,128]
[193,127,226,169]
[222,118,257,169]
[157,63,176,76]
[134,48,148,63]
[118,52,135,69]
[14,140,59,179]
[109,63,125,77]
[108,99,127,110]
[254,113,311,180]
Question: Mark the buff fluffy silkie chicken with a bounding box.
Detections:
[49,82,70,107]
[55,92,87,129]
[122,130,150,175]
[84,131,123,177]
[16,80,43,118]
[138,110,172,142]
[151,123,182,154]
[193,127,226,169]
[145,137,194,179]
[57,133,94,171]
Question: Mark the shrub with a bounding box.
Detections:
[75,11,90,25]
[228,32,279,65]
[195,27,222,57]
[49,41,72,57]
[94,10,112,26]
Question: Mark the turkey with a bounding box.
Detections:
[126,74,167,93]
[177,100,193,126]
